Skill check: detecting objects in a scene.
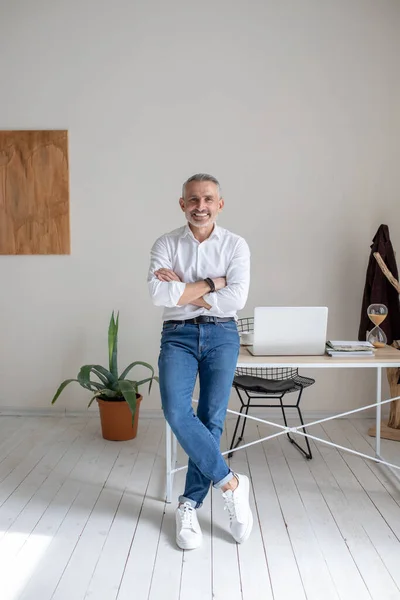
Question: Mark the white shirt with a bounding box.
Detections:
[148,224,251,321]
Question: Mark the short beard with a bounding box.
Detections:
[187,214,217,229]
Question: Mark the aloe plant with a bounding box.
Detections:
[51,311,158,422]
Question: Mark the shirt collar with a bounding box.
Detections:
[181,223,222,241]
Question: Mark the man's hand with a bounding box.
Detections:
[154,268,182,282]
[189,277,226,309]
[190,297,212,309]
[213,277,227,291]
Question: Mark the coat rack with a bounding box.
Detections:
[368,252,400,440]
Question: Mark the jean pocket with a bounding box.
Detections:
[162,322,184,333]
[217,321,238,331]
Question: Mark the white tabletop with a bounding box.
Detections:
[237,345,400,369]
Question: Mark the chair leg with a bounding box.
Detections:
[279,394,289,430]
[228,388,250,458]
[238,395,251,440]
[228,409,245,458]
[279,390,312,460]
[296,404,312,459]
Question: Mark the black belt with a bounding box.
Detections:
[164,316,235,325]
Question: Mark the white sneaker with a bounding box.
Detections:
[222,473,253,544]
[175,502,202,550]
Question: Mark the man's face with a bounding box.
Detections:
[179,181,224,230]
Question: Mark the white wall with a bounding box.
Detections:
[1,0,399,416]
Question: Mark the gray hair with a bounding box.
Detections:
[182,173,221,199]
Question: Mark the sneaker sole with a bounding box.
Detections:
[233,474,253,544]
[176,535,202,550]
[235,508,253,544]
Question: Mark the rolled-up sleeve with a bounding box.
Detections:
[203,237,250,315]
[147,237,186,307]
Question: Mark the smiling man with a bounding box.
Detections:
[148,173,252,550]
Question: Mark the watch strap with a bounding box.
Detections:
[204,277,216,293]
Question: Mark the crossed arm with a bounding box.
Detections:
[147,237,250,313]
[154,268,226,308]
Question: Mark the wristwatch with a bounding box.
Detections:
[204,277,216,293]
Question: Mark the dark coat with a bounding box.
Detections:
[358,224,400,345]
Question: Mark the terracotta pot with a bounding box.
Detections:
[97,394,142,441]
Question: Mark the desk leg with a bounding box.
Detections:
[376,366,382,457]
[166,421,172,503]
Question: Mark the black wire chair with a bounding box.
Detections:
[229,317,314,459]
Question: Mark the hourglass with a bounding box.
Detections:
[367,303,388,348]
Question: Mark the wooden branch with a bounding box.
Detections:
[371,259,400,432]
[373,252,400,294]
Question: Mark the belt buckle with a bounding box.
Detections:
[194,316,213,324]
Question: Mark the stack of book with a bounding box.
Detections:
[326,340,375,357]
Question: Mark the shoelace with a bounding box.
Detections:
[180,503,195,528]
[223,495,241,522]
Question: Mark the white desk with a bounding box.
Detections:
[165,345,400,503]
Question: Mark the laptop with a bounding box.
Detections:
[248,306,328,356]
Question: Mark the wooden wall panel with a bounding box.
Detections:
[0,130,70,255]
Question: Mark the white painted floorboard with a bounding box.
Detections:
[0,415,400,600]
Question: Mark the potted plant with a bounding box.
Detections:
[51,311,158,441]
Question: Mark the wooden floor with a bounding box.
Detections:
[1,414,400,600]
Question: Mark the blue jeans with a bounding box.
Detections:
[158,320,240,508]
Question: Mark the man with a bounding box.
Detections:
[148,173,252,550]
